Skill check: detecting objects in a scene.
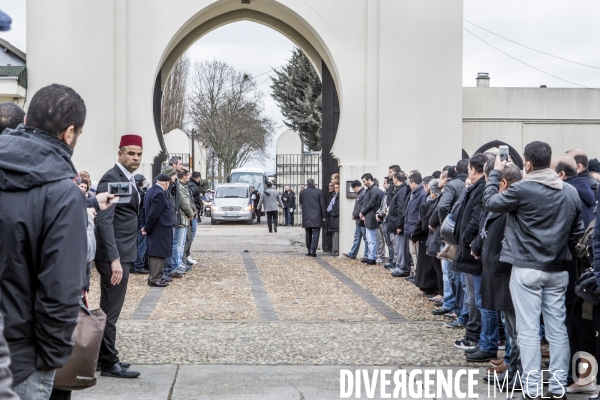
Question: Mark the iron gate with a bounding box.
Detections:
[275,153,321,226]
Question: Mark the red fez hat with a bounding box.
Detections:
[119,134,143,148]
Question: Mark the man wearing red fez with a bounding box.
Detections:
[94,134,143,378]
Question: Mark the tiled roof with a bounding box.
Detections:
[0,65,27,89]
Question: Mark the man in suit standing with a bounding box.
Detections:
[95,134,143,378]
[141,174,172,287]
[299,178,326,257]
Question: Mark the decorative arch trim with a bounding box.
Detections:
[474,140,524,169]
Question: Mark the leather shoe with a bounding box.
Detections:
[149,280,169,287]
[486,362,509,375]
[383,262,394,269]
[366,259,376,265]
[101,362,140,378]
[97,361,133,373]
[161,274,173,282]
[169,272,183,279]
[310,252,317,257]
[432,308,450,315]
[132,268,149,274]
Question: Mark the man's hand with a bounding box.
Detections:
[396,228,403,234]
[471,250,480,260]
[429,225,435,232]
[87,207,97,218]
[96,192,118,210]
[290,209,294,213]
[110,259,123,285]
[359,212,364,219]
[494,154,508,171]
[141,228,147,235]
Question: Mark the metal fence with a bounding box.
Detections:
[275,153,321,226]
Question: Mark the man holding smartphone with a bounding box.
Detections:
[94,134,143,378]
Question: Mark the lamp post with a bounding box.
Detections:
[191,128,196,173]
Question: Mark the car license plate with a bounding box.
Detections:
[224,213,238,217]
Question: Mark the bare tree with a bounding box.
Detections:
[161,55,190,133]
[188,60,275,181]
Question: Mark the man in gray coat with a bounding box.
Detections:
[258,182,284,233]
[299,178,326,256]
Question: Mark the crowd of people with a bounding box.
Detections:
[334,147,600,399]
[1,82,600,400]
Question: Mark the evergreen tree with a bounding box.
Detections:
[271,48,322,151]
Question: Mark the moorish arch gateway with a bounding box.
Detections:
[26,0,463,251]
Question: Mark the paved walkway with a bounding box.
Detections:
[74,220,590,399]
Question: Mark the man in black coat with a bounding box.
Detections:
[452,153,487,353]
[387,172,411,277]
[566,149,599,200]
[0,85,87,397]
[95,134,143,378]
[299,178,326,256]
[142,174,173,287]
[184,171,203,264]
[359,173,380,265]
[251,186,262,223]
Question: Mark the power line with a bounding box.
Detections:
[464,19,600,70]
[463,27,600,91]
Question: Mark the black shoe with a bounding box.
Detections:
[405,275,415,282]
[361,259,368,264]
[464,346,480,354]
[432,308,450,315]
[391,269,409,278]
[100,362,140,378]
[466,349,497,362]
[310,252,317,257]
[149,280,169,287]
[132,268,149,274]
[97,361,131,372]
[305,253,312,256]
[161,274,173,282]
[366,259,376,265]
[269,230,273,233]
[383,262,394,269]
[274,228,277,232]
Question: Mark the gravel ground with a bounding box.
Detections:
[114,320,479,367]
[149,252,259,320]
[87,267,149,320]
[253,253,384,322]
[325,256,445,321]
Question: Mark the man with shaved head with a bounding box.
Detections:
[566,149,599,199]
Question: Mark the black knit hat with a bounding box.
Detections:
[588,158,600,173]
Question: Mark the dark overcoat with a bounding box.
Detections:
[143,184,173,258]
[327,194,340,232]
[452,175,485,275]
[299,186,325,228]
[471,212,514,311]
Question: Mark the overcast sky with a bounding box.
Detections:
[1,1,599,172]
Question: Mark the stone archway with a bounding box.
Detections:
[151,8,341,193]
[475,140,524,169]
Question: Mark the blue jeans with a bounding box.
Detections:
[349,224,367,258]
[185,218,198,257]
[510,267,569,396]
[12,369,55,400]
[165,227,186,275]
[284,208,291,225]
[441,257,456,311]
[133,229,147,270]
[365,228,377,261]
[455,273,469,326]
[474,274,499,353]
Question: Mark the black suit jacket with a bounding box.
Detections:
[95,164,140,263]
[143,185,173,258]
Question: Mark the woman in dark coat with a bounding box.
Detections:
[412,180,441,295]
[327,183,340,255]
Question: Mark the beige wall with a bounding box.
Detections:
[463,87,600,159]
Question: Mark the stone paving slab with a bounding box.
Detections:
[72,364,176,400]
[114,320,478,366]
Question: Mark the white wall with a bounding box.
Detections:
[275,129,302,155]
[27,0,464,254]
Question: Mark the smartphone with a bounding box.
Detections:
[107,182,132,203]
[499,145,509,162]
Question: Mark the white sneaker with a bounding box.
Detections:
[187,256,198,265]
[376,258,383,263]
[566,382,596,394]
